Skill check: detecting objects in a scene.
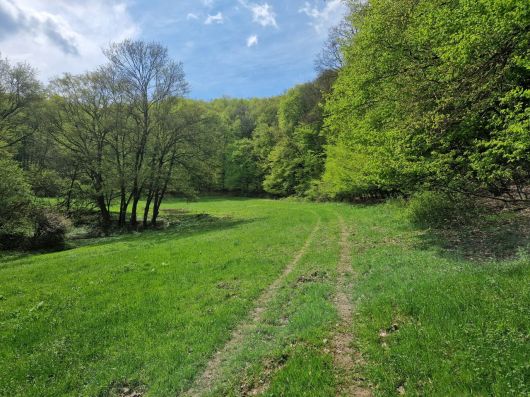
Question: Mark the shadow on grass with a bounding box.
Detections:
[71,212,255,249]
[1,212,255,264]
[416,210,530,262]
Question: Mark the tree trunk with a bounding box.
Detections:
[96,194,112,230]
[118,188,129,227]
[143,190,153,228]
[151,191,162,226]
[130,191,139,227]
[65,167,78,212]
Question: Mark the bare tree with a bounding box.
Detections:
[103,40,188,226]
[314,8,357,73]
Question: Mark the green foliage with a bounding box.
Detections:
[406,191,482,229]
[224,139,262,193]
[264,84,327,196]
[27,167,65,197]
[0,56,41,149]
[0,157,34,243]
[324,0,530,202]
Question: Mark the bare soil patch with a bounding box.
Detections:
[332,217,372,397]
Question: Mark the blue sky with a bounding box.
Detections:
[0,0,346,99]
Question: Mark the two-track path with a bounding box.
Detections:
[185,219,321,397]
[185,214,371,397]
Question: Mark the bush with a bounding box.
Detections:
[0,157,35,248]
[407,191,482,229]
[31,208,72,249]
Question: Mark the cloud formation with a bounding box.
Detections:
[239,1,278,28]
[0,0,138,80]
[0,0,79,55]
[247,34,258,47]
[299,0,346,35]
[202,0,215,7]
[205,12,224,25]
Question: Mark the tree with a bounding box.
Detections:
[104,40,188,226]
[142,100,218,226]
[315,18,356,74]
[0,56,41,149]
[49,71,115,227]
[264,82,326,196]
[323,0,530,203]
[224,138,262,193]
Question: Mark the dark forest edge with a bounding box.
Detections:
[1,0,529,251]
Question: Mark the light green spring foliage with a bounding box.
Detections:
[323,0,530,199]
[0,157,34,238]
[224,138,263,193]
[210,82,328,197]
[264,83,326,196]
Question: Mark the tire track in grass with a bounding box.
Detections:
[184,218,321,397]
[333,216,372,397]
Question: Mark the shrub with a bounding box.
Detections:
[0,157,35,248]
[31,208,72,249]
[407,191,482,229]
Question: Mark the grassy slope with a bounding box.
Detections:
[0,198,528,396]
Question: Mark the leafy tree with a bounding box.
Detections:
[104,40,188,226]
[224,138,262,193]
[0,56,41,150]
[50,71,116,226]
[143,99,220,226]
[264,83,326,196]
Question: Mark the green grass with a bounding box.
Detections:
[346,203,530,397]
[1,198,528,396]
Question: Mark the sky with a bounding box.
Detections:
[0,0,347,100]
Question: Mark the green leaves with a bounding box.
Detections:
[323,0,530,202]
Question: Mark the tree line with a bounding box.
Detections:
[1,0,529,248]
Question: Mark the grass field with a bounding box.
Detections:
[1,198,529,396]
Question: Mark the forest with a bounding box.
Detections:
[1,0,529,249]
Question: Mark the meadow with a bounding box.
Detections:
[1,198,528,396]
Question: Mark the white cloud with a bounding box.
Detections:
[299,0,346,35]
[186,13,198,20]
[246,34,258,47]
[204,12,223,25]
[0,0,139,81]
[239,1,277,28]
[202,0,215,7]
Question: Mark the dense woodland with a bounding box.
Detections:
[1,0,529,249]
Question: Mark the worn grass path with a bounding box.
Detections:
[185,217,321,396]
[332,216,371,397]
